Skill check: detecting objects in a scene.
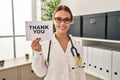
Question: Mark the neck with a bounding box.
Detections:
[55,32,68,40]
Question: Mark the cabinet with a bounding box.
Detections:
[0,64,43,80]
[80,37,120,80]
[18,64,43,80]
[0,68,18,80]
[72,10,120,80]
[0,57,43,80]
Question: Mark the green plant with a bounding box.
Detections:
[40,0,61,32]
[41,0,61,20]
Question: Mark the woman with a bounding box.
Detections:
[31,5,86,80]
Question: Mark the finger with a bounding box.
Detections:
[31,38,41,48]
[32,38,41,44]
[31,41,42,50]
[31,38,38,46]
[33,44,42,51]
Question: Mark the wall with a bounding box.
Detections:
[60,0,120,16]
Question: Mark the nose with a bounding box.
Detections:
[60,20,66,25]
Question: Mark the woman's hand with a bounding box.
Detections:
[31,38,42,52]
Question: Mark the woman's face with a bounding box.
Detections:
[53,10,72,34]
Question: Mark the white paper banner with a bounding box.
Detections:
[25,21,53,41]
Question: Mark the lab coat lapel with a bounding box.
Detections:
[52,34,65,55]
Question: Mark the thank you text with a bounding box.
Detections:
[26,21,53,41]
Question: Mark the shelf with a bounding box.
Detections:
[81,37,120,43]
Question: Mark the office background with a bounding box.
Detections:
[0,0,120,61]
[0,0,120,80]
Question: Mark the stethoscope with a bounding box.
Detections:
[45,35,84,69]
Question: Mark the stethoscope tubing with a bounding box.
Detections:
[45,35,80,67]
[68,35,80,57]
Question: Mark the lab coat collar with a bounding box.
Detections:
[52,33,74,54]
[52,33,76,45]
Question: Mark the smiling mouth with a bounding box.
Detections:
[60,26,66,30]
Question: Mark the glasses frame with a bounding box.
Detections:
[54,17,72,24]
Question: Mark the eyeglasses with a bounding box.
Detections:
[54,17,71,24]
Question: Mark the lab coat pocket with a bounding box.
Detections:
[73,68,86,80]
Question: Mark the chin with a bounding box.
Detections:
[59,30,67,34]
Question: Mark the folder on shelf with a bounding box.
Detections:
[97,48,104,77]
[103,48,112,80]
[112,50,120,80]
[82,46,88,70]
[87,46,93,71]
[92,47,102,75]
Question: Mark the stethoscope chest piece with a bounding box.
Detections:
[75,56,82,67]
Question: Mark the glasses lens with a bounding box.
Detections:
[55,17,62,23]
[64,18,71,23]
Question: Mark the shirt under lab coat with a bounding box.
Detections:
[32,34,86,80]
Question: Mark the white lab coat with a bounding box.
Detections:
[32,34,86,80]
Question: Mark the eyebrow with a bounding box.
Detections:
[54,16,71,19]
